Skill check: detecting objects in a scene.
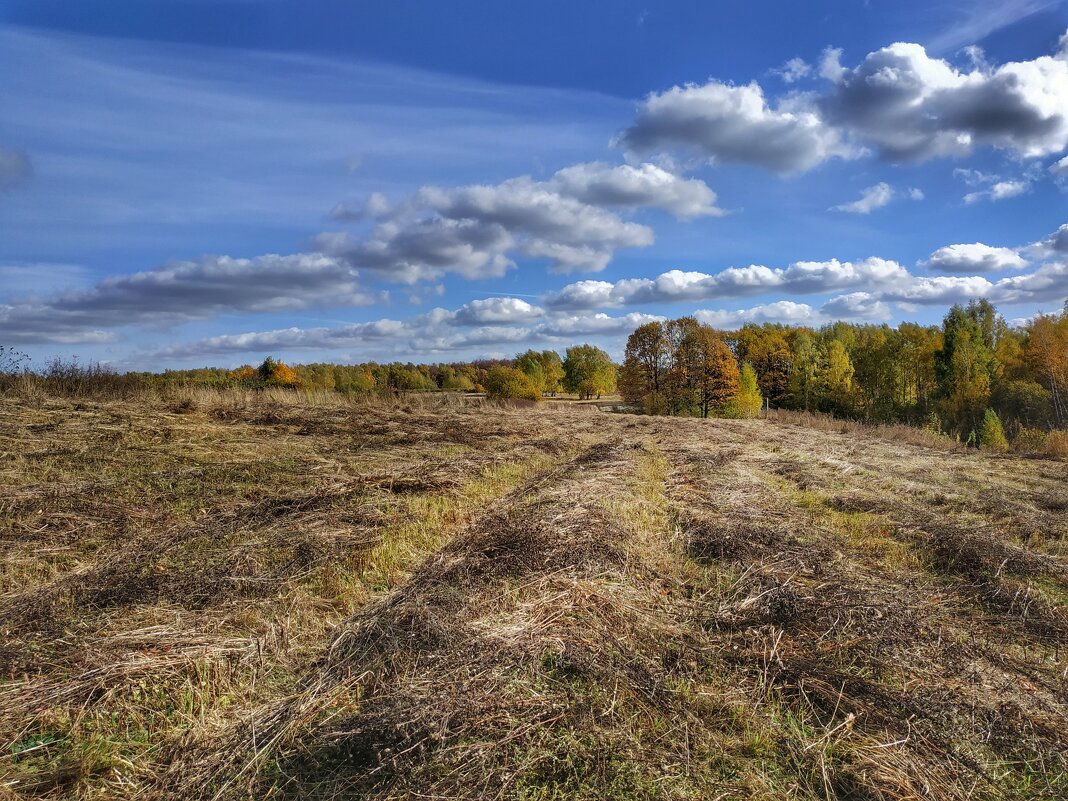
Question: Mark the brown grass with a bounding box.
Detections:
[1,392,1066,800]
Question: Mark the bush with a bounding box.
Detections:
[483,366,541,402]
[1045,430,1068,459]
[979,408,1008,453]
[1012,427,1048,454]
[38,358,143,398]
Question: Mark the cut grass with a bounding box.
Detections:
[1,393,1066,800]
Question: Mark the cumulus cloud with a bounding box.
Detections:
[1030,222,1068,256]
[451,297,545,325]
[879,275,997,305]
[923,243,1027,273]
[549,162,722,218]
[881,255,1068,307]
[0,146,32,188]
[832,182,895,214]
[695,301,822,328]
[544,257,910,309]
[990,259,1068,304]
[820,291,893,320]
[541,221,1068,317]
[538,311,666,338]
[819,36,1068,162]
[320,162,720,279]
[0,253,378,344]
[618,32,1068,173]
[1052,154,1068,178]
[694,292,890,329]
[615,79,853,173]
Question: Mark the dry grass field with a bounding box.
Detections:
[1,390,1066,800]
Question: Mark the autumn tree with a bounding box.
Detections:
[789,332,821,411]
[735,324,793,406]
[538,350,565,396]
[563,345,617,400]
[619,322,669,412]
[725,362,763,418]
[936,304,998,436]
[623,318,741,417]
[437,365,476,392]
[693,326,740,418]
[514,350,546,393]
[1025,306,1068,428]
[230,365,258,384]
[514,350,565,396]
[662,317,703,415]
[484,366,541,401]
[819,339,856,415]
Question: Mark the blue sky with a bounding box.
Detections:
[1,0,1067,368]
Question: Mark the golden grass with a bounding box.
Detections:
[1,392,1066,800]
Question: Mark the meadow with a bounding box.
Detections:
[1,387,1066,800]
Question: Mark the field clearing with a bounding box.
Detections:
[1,392,1066,800]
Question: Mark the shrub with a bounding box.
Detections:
[1045,430,1068,459]
[39,358,143,398]
[483,366,541,402]
[979,408,1008,453]
[1012,427,1048,454]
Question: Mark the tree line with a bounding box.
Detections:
[616,299,1068,448]
[5,299,1065,448]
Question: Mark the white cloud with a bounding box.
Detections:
[882,275,996,304]
[549,162,723,218]
[820,291,893,320]
[545,257,910,309]
[923,243,1027,273]
[694,292,891,329]
[819,36,1068,162]
[538,311,666,338]
[157,304,663,359]
[963,179,1030,203]
[953,167,1000,186]
[331,192,392,222]
[773,57,812,84]
[319,161,720,280]
[1050,154,1068,186]
[452,296,545,325]
[991,259,1068,304]
[615,79,853,173]
[819,47,848,83]
[616,31,1068,173]
[832,182,895,214]
[695,301,822,328]
[1030,222,1068,256]
[0,253,380,345]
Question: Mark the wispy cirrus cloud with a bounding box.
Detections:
[0,253,380,344]
[154,303,666,359]
[0,145,32,189]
